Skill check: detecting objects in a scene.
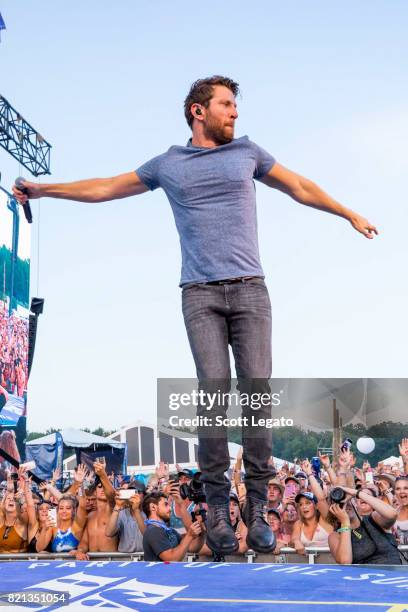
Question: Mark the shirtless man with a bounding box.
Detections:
[73,461,116,559]
[74,482,118,559]
[84,489,97,514]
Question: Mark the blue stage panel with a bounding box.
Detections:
[0,561,408,610]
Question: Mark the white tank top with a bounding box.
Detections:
[300,522,330,547]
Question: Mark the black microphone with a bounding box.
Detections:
[15,176,33,223]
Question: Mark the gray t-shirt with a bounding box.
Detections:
[115,508,144,553]
[136,136,275,286]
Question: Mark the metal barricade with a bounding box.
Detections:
[1,546,407,564]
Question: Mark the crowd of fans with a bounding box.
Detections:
[0,301,28,403]
[1,438,408,565]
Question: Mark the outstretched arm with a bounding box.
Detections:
[301,459,330,519]
[340,486,398,529]
[12,172,149,204]
[259,163,378,239]
[93,462,115,504]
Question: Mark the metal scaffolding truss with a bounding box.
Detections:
[0,94,51,176]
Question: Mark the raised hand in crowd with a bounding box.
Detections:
[338,447,352,470]
[301,459,312,476]
[399,439,408,471]
[233,447,243,490]
[353,467,364,483]
[93,461,115,504]
[336,447,355,488]
[66,463,89,496]
[155,461,169,481]
[51,467,61,484]
[39,480,62,503]
[129,492,142,512]
[318,452,330,470]
[75,464,88,483]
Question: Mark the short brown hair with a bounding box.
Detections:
[184,75,240,129]
[142,492,167,517]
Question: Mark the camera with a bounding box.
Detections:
[180,472,206,504]
[190,507,207,523]
[330,487,347,506]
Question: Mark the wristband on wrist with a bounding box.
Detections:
[337,526,351,533]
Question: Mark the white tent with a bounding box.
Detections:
[382,455,403,467]
[26,427,125,449]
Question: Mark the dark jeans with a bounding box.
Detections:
[182,278,274,505]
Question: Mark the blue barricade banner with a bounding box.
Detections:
[0,561,407,610]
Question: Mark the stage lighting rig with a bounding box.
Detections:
[0,94,51,176]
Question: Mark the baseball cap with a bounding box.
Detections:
[267,508,281,519]
[295,491,317,504]
[295,471,308,480]
[229,492,239,503]
[129,479,146,493]
[178,469,193,478]
[285,475,300,485]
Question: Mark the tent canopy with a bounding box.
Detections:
[382,456,403,466]
[26,427,125,449]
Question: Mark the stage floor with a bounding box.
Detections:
[0,561,407,610]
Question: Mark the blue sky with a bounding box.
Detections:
[0,1,407,431]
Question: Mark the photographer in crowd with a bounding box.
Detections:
[142,492,204,561]
[328,484,401,564]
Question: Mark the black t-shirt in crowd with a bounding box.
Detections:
[143,524,182,561]
[351,515,401,565]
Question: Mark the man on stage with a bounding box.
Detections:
[13,75,377,555]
